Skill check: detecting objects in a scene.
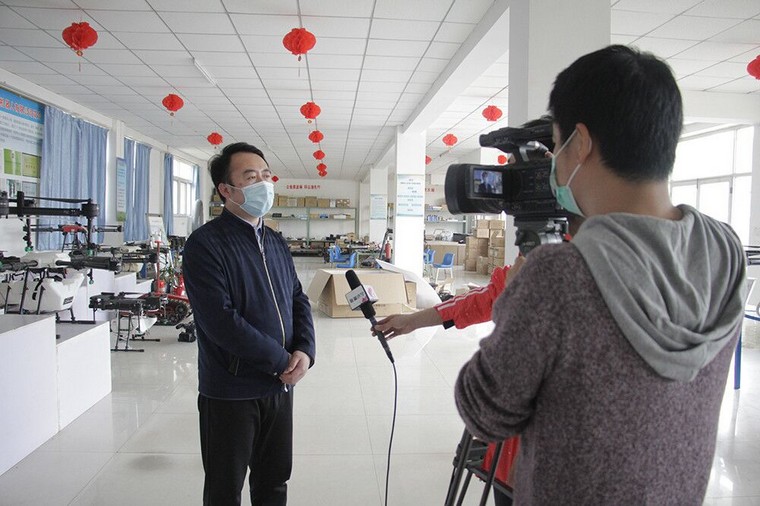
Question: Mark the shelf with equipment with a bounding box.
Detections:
[424,204,468,240]
[269,206,356,256]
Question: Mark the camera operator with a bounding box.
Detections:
[454,45,746,505]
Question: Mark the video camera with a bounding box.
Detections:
[444,116,570,255]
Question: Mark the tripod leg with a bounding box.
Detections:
[445,429,474,506]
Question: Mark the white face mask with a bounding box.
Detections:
[549,129,588,217]
[226,180,274,218]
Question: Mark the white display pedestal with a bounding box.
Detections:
[0,316,113,476]
[0,315,58,476]
[56,322,111,429]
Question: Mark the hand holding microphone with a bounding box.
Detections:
[345,269,394,363]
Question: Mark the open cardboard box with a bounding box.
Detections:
[307,269,408,318]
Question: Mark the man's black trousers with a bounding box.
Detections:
[199,390,293,506]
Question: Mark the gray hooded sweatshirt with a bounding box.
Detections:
[573,204,747,381]
[455,205,747,505]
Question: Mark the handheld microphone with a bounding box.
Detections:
[345,269,394,363]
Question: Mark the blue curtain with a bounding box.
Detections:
[123,138,136,241]
[123,139,150,241]
[163,153,174,236]
[39,105,108,251]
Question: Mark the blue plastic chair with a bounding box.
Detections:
[423,249,436,278]
[335,251,357,269]
[328,245,349,265]
[433,252,455,283]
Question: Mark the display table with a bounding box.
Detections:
[0,315,58,476]
[425,241,466,266]
[0,315,112,476]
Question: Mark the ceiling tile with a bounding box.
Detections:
[686,0,760,18]
[228,14,298,36]
[676,41,758,61]
[237,35,284,54]
[370,19,441,41]
[710,20,760,45]
[648,16,742,40]
[367,39,429,58]
[175,34,245,52]
[0,6,37,29]
[613,0,703,14]
[374,0,452,22]
[0,45,34,60]
[610,10,673,36]
[610,34,637,45]
[116,75,167,87]
[696,61,754,79]
[99,63,158,77]
[666,58,715,77]
[76,0,152,9]
[434,22,476,44]
[446,0,495,23]
[133,50,191,65]
[13,7,104,30]
[82,49,143,64]
[677,75,734,90]
[417,58,448,73]
[307,54,364,69]
[300,16,372,39]
[87,10,167,32]
[151,64,202,78]
[1,0,78,7]
[426,41,461,60]
[0,28,61,47]
[149,0,226,12]
[632,37,699,58]
[364,55,419,70]
[13,46,80,63]
[223,0,298,15]
[709,76,760,93]
[113,32,184,51]
[249,52,298,68]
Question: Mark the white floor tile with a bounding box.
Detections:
[0,259,758,506]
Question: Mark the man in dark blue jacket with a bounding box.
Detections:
[183,142,316,506]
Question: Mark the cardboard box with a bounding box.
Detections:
[490,229,505,243]
[475,228,490,239]
[404,281,417,308]
[317,198,330,208]
[465,258,477,271]
[263,219,279,231]
[489,220,505,229]
[489,246,505,259]
[306,269,407,318]
[305,196,318,208]
[297,197,305,208]
[476,256,489,275]
[286,197,298,207]
[476,220,490,229]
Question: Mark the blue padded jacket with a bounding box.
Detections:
[183,209,315,399]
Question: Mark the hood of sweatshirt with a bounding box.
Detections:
[572,205,746,381]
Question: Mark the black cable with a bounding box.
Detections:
[385,360,398,506]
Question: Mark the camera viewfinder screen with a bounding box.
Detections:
[473,169,503,196]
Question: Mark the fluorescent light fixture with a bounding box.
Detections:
[193,58,217,86]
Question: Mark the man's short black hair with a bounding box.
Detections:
[548,45,683,181]
[208,142,268,202]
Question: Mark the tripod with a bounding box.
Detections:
[444,428,514,506]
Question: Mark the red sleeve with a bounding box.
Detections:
[434,265,509,328]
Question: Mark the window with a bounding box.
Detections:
[172,159,196,216]
[670,126,754,245]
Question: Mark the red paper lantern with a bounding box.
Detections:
[313,150,325,160]
[497,155,507,164]
[317,163,327,172]
[425,155,432,165]
[442,133,457,147]
[300,101,321,123]
[207,132,223,146]
[62,22,98,57]
[482,105,503,122]
[282,27,317,61]
[162,94,184,116]
[272,176,279,183]
[319,172,327,178]
[308,130,324,143]
[748,55,760,79]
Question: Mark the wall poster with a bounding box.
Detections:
[0,87,44,197]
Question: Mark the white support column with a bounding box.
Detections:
[392,128,426,275]
[749,125,760,245]
[503,0,610,263]
[368,165,388,245]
